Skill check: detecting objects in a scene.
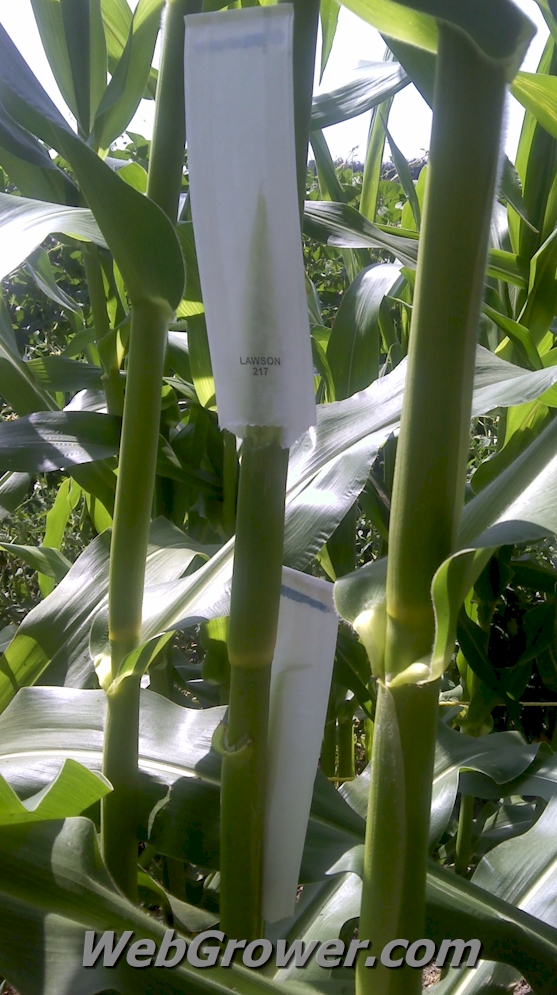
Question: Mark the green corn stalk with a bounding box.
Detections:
[219,0,320,940]
[101,0,195,899]
[219,427,290,939]
[353,5,534,994]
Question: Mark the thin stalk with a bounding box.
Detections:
[218,0,321,940]
[455,601,493,873]
[279,0,320,215]
[164,856,187,900]
[101,0,192,897]
[220,427,289,940]
[364,718,373,765]
[357,681,439,995]
[222,429,238,539]
[147,0,203,221]
[321,690,337,778]
[82,245,123,416]
[455,794,475,876]
[102,298,171,897]
[337,700,356,781]
[357,23,509,995]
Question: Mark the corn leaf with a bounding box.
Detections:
[319,0,341,80]
[327,262,401,398]
[101,0,159,99]
[0,815,326,995]
[0,758,110,826]
[304,199,528,286]
[0,542,71,584]
[0,472,31,522]
[0,518,217,703]
[0,192,107,284]
[0,693,554,992]
[512,70,557,143]
[434,797,557,993]
[4,350,557,708]
[338,0,534,76]
[339,723,538,847]
[26,247,82,315]
[311,62,408,130]
[0,412,121,473]
[93,0,165,151]
[0,25,184,309]
[26,357,104,394]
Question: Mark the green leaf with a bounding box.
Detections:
[359,57,395,223]
[6,349,557,707]
[499,155,536,233]
[434,797,557,993]
[483,304,543,370]
[40,475,82,597]
[460,413,557,547]
[310,129,347,203]
[518,223,557,346]
[29,0,85,129]
[166,331,193,384]
[0,191,107,284]
[102,0,133,62]
[0,693,553,992]
[471,399,550,493]
[304,199,528,286]
[512,70,557,143]
[26,356,105,393]
[0,542,71,583]
[176,221,204,313]
[0,758,110,825]
[93,624,174,691]
[0,102,60,170]
[186,314,216,408]
[30,0,108,135]
[305,199,419,267]
[426,858,557,995]
[0,307,60,417]
[0,472,31,522]
[385,125,421,228]
[26,246,82,315]
[338,0,534,77]
[0,518,217,703]
[311,62,408,130]
[93,0,165,152]
[0,25,184,309]
[511,745,557,799]
[339,722,538,847]
[339,0,437,53]
[327,263,401,399]
[0,142,78,206]
[0,688,365,884]
[0,816,327,995]
[0,412,121,472]
[0,100,79,202]
[101,0,159,99]
[425,547,495,685]
[320,0,341,80]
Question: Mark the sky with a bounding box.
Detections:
[0,0,551,164]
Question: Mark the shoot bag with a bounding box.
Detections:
[184,6,316,448]
[263,568,338,922]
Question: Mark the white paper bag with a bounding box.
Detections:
[184,6,316,448]
[263,567,339,922]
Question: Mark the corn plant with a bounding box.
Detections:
[2,2,557,995]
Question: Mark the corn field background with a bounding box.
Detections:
[1,2,557,995]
